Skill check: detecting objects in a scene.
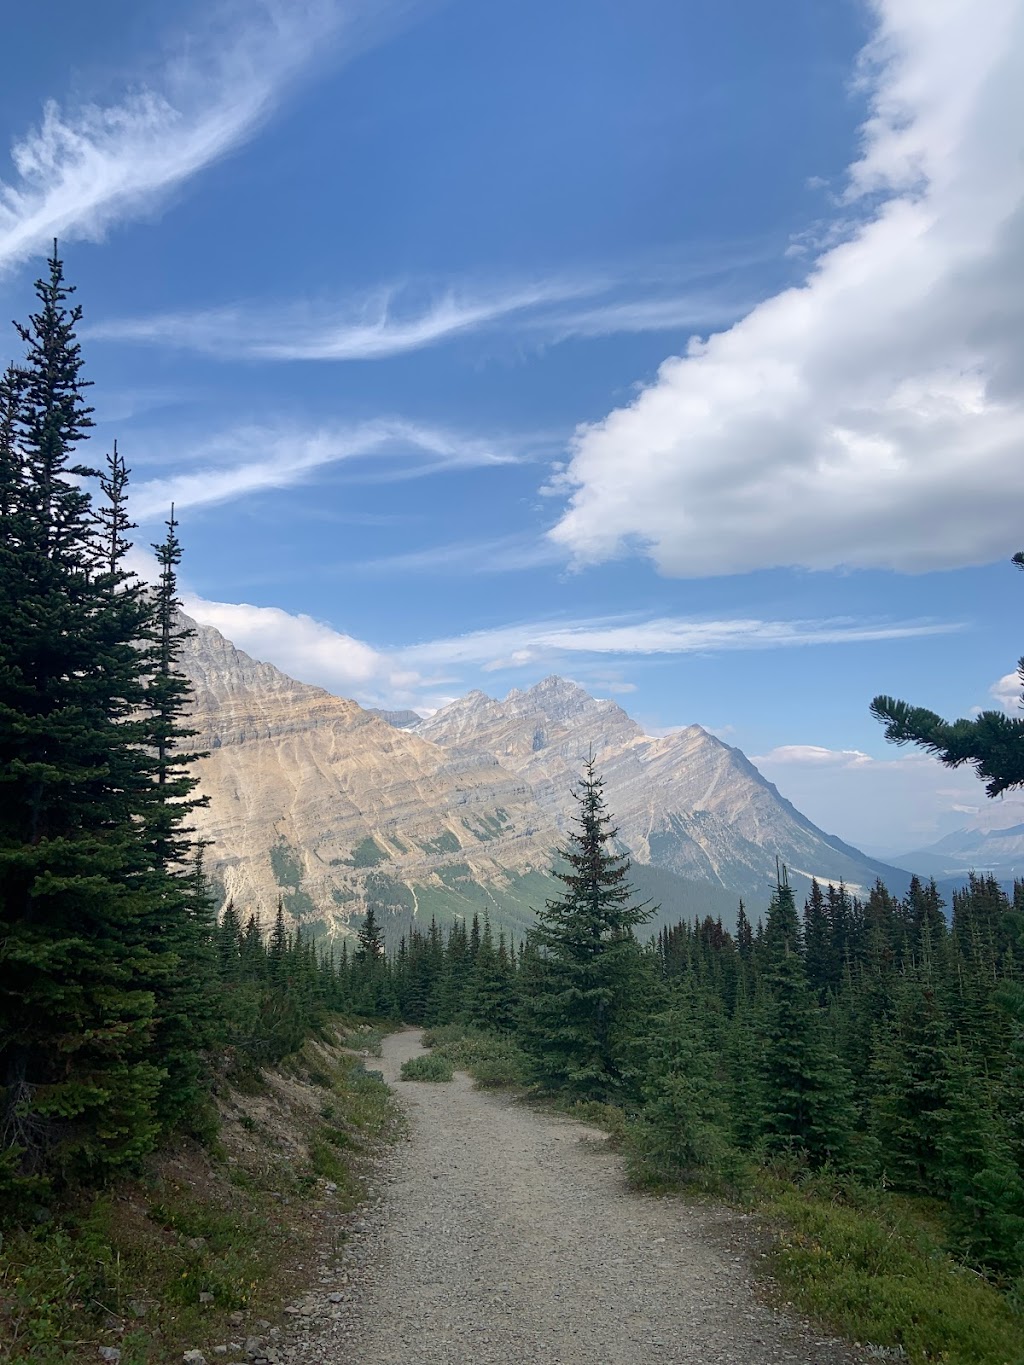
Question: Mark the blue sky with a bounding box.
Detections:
[2,0,1023,855]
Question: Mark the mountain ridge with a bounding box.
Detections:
[179,623,911,938]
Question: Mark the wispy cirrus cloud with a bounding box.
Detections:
[353,532,566,577]
[86,259,759,362]
[88,279,597,359]
[398,613,961,674]
[0,0,396,271]
[177,597,961,713]
[130,419,516,522]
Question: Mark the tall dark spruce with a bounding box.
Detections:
[519,757,653,1102]
[0,247,205,1200]
[140,506,215,1125]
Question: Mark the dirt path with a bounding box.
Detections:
[287,1029,862,1365]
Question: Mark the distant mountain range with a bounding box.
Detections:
[179,616,913,940]
[894,805,1024,896]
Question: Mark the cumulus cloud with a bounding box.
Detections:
[0,0,388,271]
[550,0,1024,576]
[988,670,1023,714]
[129,419,516,523]
[182,593,426,707]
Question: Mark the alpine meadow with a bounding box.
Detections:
[2,3,1024,1363]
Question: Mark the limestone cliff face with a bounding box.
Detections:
[414,676,909,901]
[180,619,555,927]
[180,624,908,933]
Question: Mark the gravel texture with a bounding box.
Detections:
[282,1028,864,1365]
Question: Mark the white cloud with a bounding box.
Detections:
[87,275,754,361]
[550,0,1024,576]
[988,670,1022,714]
[88,280,594,359]
[752,744,875,769]
[0,1,387,270]
[170,593,957,713]
[399,612,958,673]
[182,593,426,707]
[129,419,516,522]
[543,292,753,341]
[354,532,565,576]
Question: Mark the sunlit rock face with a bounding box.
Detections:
[415,675,909,903]
[180,618,555,933]
[180,625,909,938]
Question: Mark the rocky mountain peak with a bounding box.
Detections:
[177,618,912,931]
[504,675,625,727]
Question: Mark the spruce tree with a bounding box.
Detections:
[0,248,164,1192]
[759,875,855,1168]
[630,978,733,1185]
[139,510,215,1126]
[519,759,652,1102]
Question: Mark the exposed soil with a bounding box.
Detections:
[283,1028,865,1365]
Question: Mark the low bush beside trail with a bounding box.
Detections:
[422,1024,530,1088]
[400,1054,454,1082]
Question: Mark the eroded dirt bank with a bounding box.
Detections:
[286,1028,862,1365]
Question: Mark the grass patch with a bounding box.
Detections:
[0,1169,291,1364]
[423,1024,531,1089]
[562,1099,629,1142]
[400,1054,454,1082]
[419,830,462,856]
[342,1024,386,1057]
[758,1175,1023,1365]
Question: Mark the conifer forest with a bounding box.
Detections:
[1,253,1023,1359]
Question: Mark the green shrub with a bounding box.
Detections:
[427,1027,530,1089]
[344,1025,385,1057]
[422,1022,472,1049]
[763,1179,1023,1365]
[400,1054,454,1082]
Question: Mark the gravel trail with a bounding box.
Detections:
[288,1029,862,1365]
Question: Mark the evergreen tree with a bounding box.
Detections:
[0,248,164,1192]
[138,510,215,1125]
[759,875,855,1168]
[629,979,733,1184]
[519,759,653,1103]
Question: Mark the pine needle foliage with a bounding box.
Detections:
[518,758,653,1103]
[871,553,1024,797]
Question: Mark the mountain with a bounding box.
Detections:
[179,624,910,941]
[365,707,423,729]
[895,806,1024,886]
[413,676,912,904]
[180,617,557,935]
